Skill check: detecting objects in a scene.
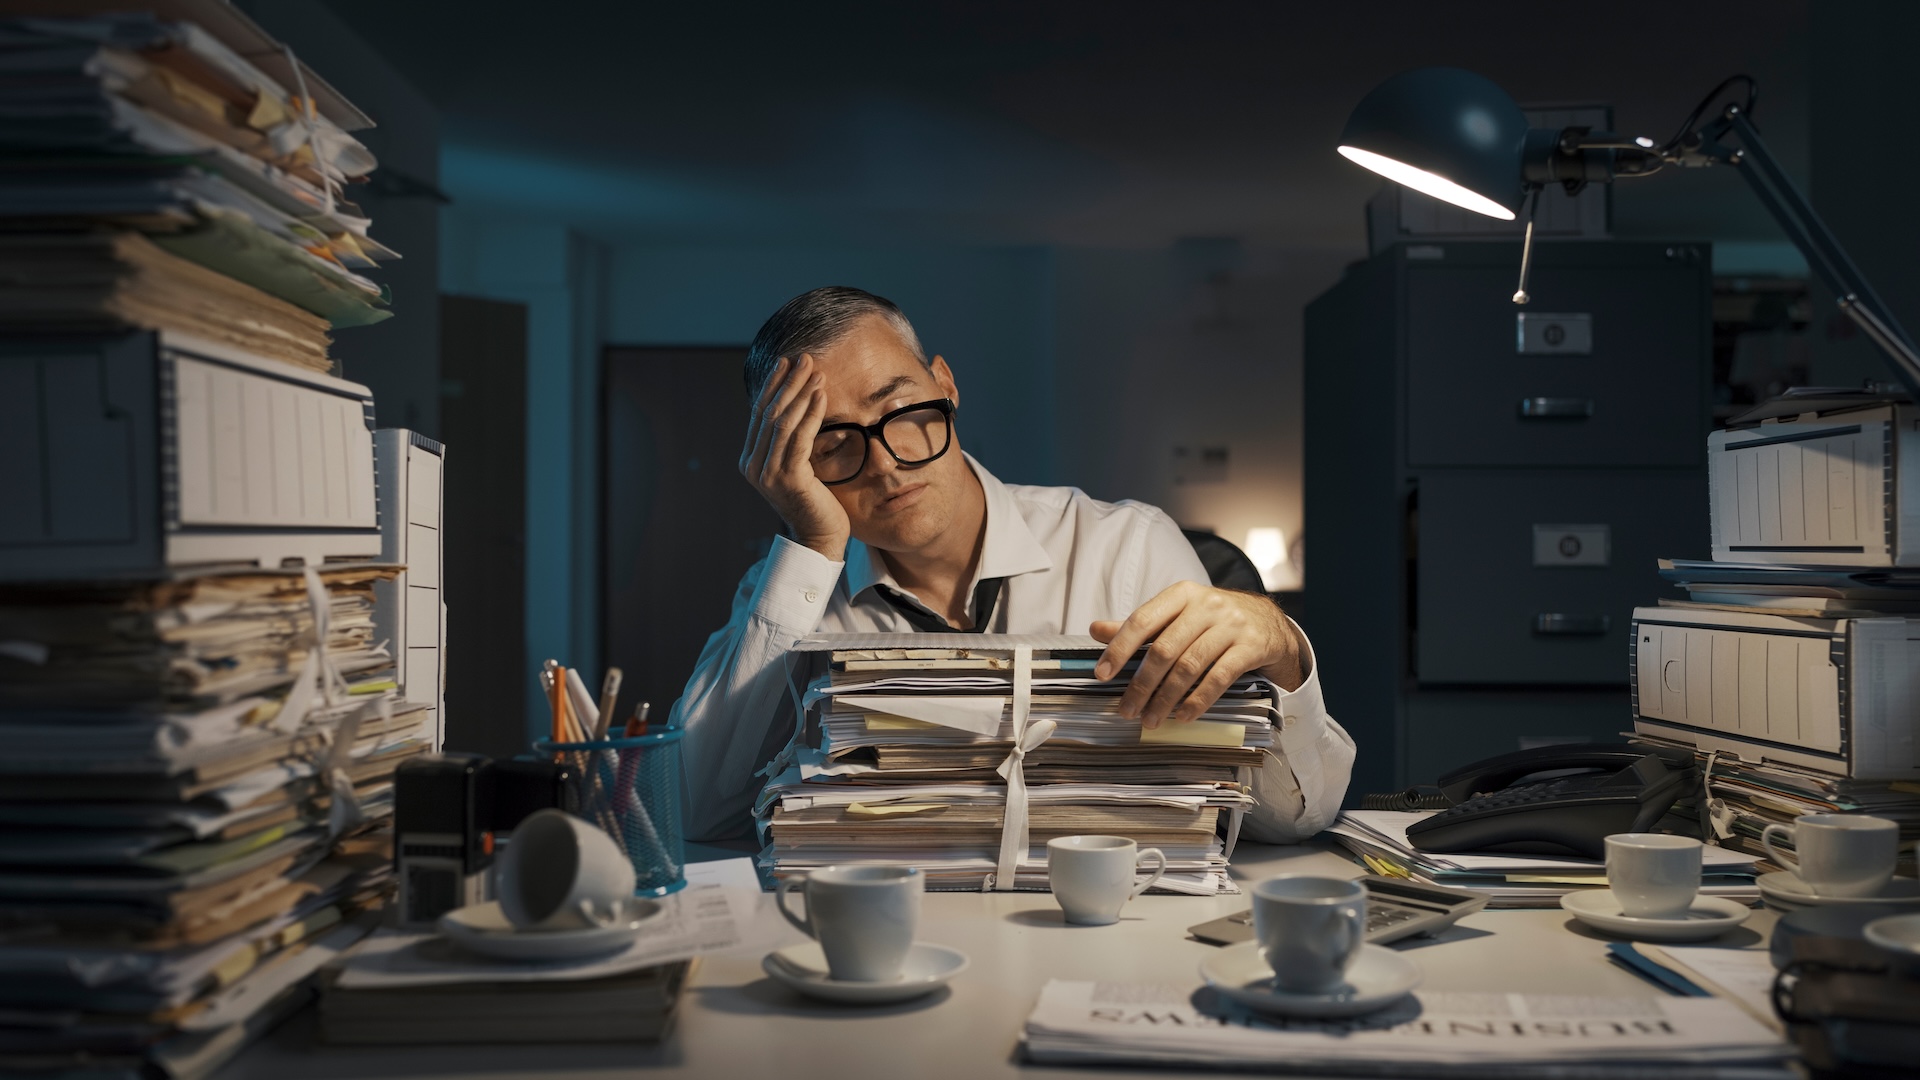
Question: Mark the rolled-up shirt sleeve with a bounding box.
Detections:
[1241,620,1356,844]
[1130,514,1354,843]
[673,536,842,841]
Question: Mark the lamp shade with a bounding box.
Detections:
[1337,67,1530,220]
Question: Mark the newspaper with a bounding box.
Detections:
[1021,980,1794,1077]
[333,858,772,989]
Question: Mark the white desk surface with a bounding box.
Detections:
[223,842,1778,1079]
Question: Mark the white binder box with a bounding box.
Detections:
[1709,403,1920,566]
[373,429,446,751]
[1630,605,1919,780]
[0,331,381,580]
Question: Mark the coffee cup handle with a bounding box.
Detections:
[1129,847,1168,900]
[1761,824,1799,875]
[776,876,814,939]
[575,898,626,929]
[1341,904,1365,956]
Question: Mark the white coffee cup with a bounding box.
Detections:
[1251,875,1367,994]
[1604,833,1702,918]
[495,808,637,931]
[1047,835,1168,926]
[778,863,922,981]
[1762,813,1898,898]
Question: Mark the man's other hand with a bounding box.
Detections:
[1089,582,1303,729]
[740,354,849,561]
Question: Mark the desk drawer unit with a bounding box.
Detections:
[1405,253,1707,469]
[1416,470,1704,684]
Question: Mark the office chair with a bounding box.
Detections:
[1180,529,1269,594]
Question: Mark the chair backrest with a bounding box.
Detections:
[1180,529,1268,594]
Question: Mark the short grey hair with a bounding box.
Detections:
[744,286,927,401]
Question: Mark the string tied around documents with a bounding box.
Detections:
[993,646,1056,890]
[270,567,349,734]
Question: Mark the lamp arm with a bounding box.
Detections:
[1719,109,1920,400]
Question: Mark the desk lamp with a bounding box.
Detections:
[1337,67,1920,403]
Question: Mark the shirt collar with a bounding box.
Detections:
[844,452,1055,602]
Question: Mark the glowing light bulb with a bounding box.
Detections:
[1337,145,1516,220]
[1244,527,1293,591]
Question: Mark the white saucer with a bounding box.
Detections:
[762,942,968,1004]
[1559,890,1751,942]
[438,899,661,960]
[1757,871,1920,910]
[1198,942,1421,1018]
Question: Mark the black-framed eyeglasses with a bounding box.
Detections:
[811,398,955,486]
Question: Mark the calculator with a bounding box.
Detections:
[1186,876,1490,947]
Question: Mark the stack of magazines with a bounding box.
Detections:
[756,634,1271,893]
[0,568,429,1078]
[1327,810,1762,908]
[0,5,398,374]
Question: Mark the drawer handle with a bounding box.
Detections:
[1532,613,1611,636]
[1518,397,1594,419]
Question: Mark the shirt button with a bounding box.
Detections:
[1281,714,1298,729]
[803,589,819,604]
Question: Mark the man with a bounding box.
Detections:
[674,286,1353,843]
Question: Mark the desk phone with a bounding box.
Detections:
[1187,876,1489,947]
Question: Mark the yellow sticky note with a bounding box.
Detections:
[863,713,937,730]
[845,802,947,817]
[1139,720,1245,747]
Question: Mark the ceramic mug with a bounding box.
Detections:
[778,863,922,981]
[495,808,638,931]
[1762,814,1898,898]
[1605,833,1701,918]
[1252,875,1367,994]
[1047,835,1168,926]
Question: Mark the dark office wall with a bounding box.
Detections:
[239,0,442,437]
[1808,0,1920,388]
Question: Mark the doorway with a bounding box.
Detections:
[601,347,784,724]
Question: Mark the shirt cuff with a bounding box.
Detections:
[748,535,843,634]
[1273,615,1325,725]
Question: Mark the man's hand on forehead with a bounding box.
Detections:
[738,353,850,561]
[1090,581,1304,728]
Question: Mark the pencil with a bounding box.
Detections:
[550,663,568,748]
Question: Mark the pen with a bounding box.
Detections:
[595,667,622,741]
[548,663,567,752]
[624,700,650,738]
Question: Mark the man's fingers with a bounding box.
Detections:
[1140,626,1233,727]
[1088,620,1121,645]
[1093,588,1186,681]
[763,374,824,483]
[1119,611,1205,720]
[1175,642,1255,725]
[741,357,792,477]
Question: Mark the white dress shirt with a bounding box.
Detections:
[672,454,1355,843]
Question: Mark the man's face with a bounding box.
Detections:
[811,314,969,556]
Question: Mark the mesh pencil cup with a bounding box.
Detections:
[534,728,686,897]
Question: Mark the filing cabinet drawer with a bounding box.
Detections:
[1405,258,1707,468]
[1415,470,1704,684]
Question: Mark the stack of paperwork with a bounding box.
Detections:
[755,634,1273,893]
[0,568,431,1077]
[319,859,770,1045]
[1020,980,1792,1077]
[1328,810,1762,908]
[0,1,399,375]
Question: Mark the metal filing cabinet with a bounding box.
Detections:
[1305,242,1711,798]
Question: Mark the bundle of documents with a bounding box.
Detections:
[1656,558,1920,617]
[0,4,399,374]
[1020,980,1793,1077]
[319,859,769,1045]
[0,568,428,1079]
[1635,735,1920,878]
[755,634,1272,894]
[1327,810,1762,908]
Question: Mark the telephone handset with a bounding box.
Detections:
[1402,742,1697,860]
